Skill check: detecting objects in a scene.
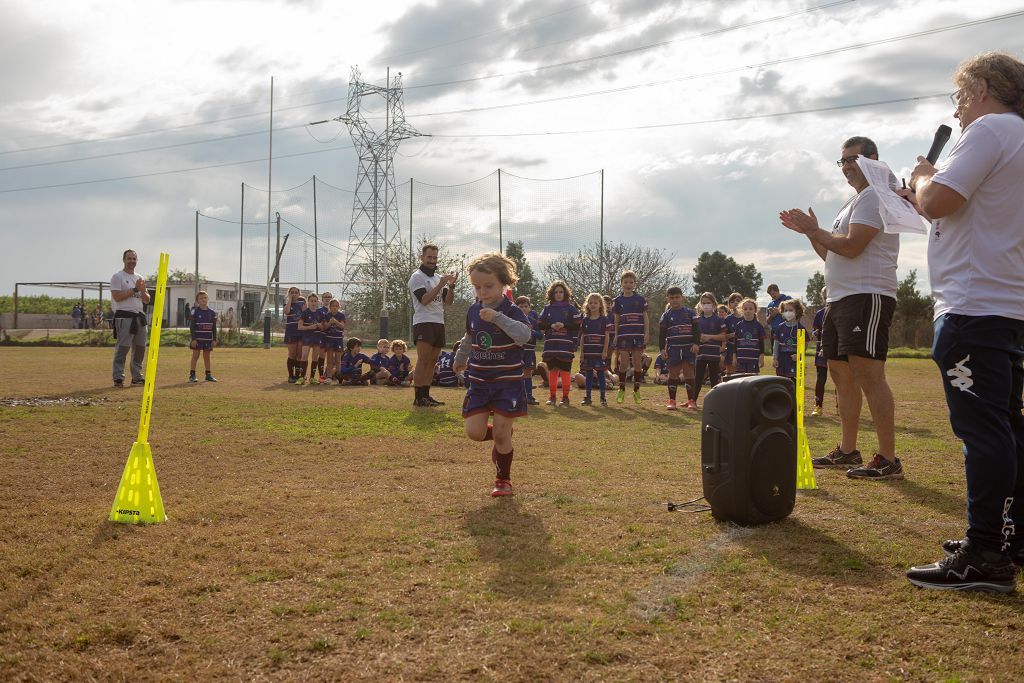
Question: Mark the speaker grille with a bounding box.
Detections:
[750,429,796,518]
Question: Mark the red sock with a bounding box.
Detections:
[494,448,513,480]
[560,371,571,399]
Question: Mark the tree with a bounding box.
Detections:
[805,271,826,306]
[895,269,933,347]
[691,251,762,302]
[149,268,204,283]
[504,240,542,304]
[542,241,687,304]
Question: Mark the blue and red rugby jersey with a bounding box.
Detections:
[733,318,766,370]
[695,314,727,361]
[387,354,411,379]
[434,351,459,386]
[579,314,612,366]
[659,306,699,359]
[522,309,541,352]
[324,311,346,342]
[465,297,532,384]
[300,307,321,344]
[613,293,648,344]
[538,301,581,363]
[338,351,371,374]
[190,307,216,343]
[369,351,389,369]
[285,300,303,340]
[812,307,827,369]
[774,322,806,377]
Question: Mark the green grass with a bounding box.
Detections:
[0,347,1020,681]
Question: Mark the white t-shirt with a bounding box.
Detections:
[408,267,446,325]
[929,112,1024,321]
[110,270,144,314]
[824,187,900,302]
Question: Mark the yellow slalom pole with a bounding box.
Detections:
[795,328,817,490]
[109,253,169,524]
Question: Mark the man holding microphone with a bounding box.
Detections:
[900,52,1024,593]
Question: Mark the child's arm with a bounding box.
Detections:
[658,322,668,356]
[491,312,532,345]
[602,331,610,359]
[212,315,218,348]
[643,310,650,346]
[453,333,471,374]
[613,311,620,339]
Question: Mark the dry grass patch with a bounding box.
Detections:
[0,347,1022,681]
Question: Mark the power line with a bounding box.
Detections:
[428,93,948,138]
[403,9,1024,119]
[280,216,346,253]
[0,123,315,172]
[0,145,352,194]
[401,0,859,90]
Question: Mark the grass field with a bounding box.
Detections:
[1,347,1021,681]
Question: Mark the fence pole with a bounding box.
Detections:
[238,181,244,344]
[313,175,319,293]
[493,167,497,253]
[195,210,200,301]
[600,169,605,290]
[13,283,18,329]
[275,212,281,321]
[409,178,414,340]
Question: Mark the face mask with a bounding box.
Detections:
[783,310,796,321]
[702,304,713,314]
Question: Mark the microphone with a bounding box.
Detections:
[926,124,953,165]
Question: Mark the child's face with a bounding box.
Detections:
[517,301,531,315]
[553,286,566,302]
[742,302,756,320]
[667,293,683,309]
[393,348,405,357]
[350,344,361,354]
[377,341,389,354]
[470,269,503,305]
[196,294,208,308]
[308,297,318,308]
[588,297,600,314]
[330,302,340,313]
[622,276,636,293]
[717,308,728,319]
[288,287,299,299]
[700,297,714,313]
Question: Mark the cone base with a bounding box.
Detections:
[108,441,167,524]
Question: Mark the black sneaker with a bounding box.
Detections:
[907,539,1017,593]
[600,397,608,406]
[131,377,145,386]
[847,454,904,481]
[189,373,198,383]
[288,376,297,384]
[559,397,570,407]
[580,397,592,406]
[942,539,1024,567]
[114,379,124,388]
[526,397,540,405]
[205,374,218,382]
[812,445,862,469]
[424,396,444,406]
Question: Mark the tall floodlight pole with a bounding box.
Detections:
[318,66,425,336]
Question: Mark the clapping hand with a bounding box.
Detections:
[479,307,497,322]
[136,277,147,292]
[779,207,819,235]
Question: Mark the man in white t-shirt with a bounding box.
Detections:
[109,249,152,387]
[899,52,1024,593]
[408,243,456,407]
[780,136,902,482]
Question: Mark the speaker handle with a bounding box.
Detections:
[702,425,721,473]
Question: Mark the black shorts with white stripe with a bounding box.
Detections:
[821,293,895,362]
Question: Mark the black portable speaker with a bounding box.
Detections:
[700,375,796,525]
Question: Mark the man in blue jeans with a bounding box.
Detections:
[900,51,1024,593]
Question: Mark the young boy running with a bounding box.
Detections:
[613,270,649,403]
[453,253,533,497]
[189,290,218,383]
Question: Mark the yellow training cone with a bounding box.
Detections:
[795,328,817,490]
[109,252,170,524]
[109,441,166,523]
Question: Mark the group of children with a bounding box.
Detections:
[275,287,413,386]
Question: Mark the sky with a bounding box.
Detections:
[2,0,1022,305]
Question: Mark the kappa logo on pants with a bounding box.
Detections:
[947,355,979,397]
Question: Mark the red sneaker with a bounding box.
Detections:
[685,399,698,410]
[666,399,678,410]
[490,478,514,497]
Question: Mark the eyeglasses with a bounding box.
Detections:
[949,89,962,107]
[836,155,859,167]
